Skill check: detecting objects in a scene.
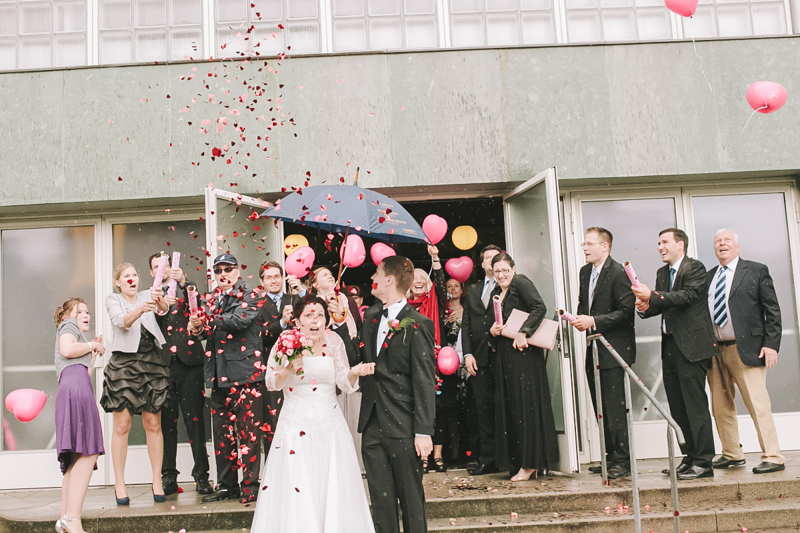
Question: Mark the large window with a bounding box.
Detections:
[684,0,787,38]
[565,0,672,42]
[450,0,557,47]
[331,0,440,51]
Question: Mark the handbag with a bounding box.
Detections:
[501,309,559,351]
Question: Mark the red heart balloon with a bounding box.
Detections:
[445,256,474,283]
[746,81,788,114]
[285,246,315,278]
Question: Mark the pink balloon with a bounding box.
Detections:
[746,81,788,114]
[370,242,396,266]
[665,0,697,17]
[340,235,366,268]
[437,347,460,376]
[285,246,315,278]
[5,389,47,423]
[422,215,448,245]
[445,256,474,283]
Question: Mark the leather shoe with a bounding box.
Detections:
[662,463,691,476]
[468,462,499,476]
[240,492,258,504]
[607,463,631,479]
[712,456,746,469]
[202,488,239,502]
[162,479,179,496]
[677,465,714,480]
[752,462,785,474]
[196,479,214,495]
[588,465,604,474]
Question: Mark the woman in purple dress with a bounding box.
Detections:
[54,298,106,533]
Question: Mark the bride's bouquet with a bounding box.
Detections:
[274,329,312,375]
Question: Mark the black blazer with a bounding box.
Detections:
[707,258,781,367]
[490,274,546,340]
[461,278,495,368]
[356,303,436,438]
[643,256,717,362]
[576,258,636,369]
[156,280,204,367]
[254,291,295,355]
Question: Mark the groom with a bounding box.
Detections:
[358,255,436,533]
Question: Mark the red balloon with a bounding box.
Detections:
[340,235,366,268]
[437,346,460,376]
[422,215,448,245]
[370,242,396,266]
[5,389,47,423]
[746,81,788,114]
[665,0,697,17]
[285,246,315,278]
[445,256,474,283]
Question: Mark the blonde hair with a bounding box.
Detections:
[407,268,432,299]
[308,267,333,293]
[112,262,136,292]
[54,297,86,330]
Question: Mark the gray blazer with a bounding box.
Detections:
[106,291,166,353]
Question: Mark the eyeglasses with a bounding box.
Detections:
[581,241,603,247]
[493,268,512,275]
[214,266,236,275]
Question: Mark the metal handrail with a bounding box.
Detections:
[587,333,685,533]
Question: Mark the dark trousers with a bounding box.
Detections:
[209,381,264,496]
[586,363,630,465]
[362,412,427,533]
[470,359,497,466]
[261,389,283,459]
[662,335,715,468]
[161,359,209,482]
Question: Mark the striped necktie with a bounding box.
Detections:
[713,266,728,327]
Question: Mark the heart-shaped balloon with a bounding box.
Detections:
[340,235,366,268]
[665,0,697,17]
[437,346,460,375]
[746,81,788,114]
[422,215,448,245]
[285,246,315,278]
[445,256,474,283]
[370,242,396,266]
[5,389,47,423]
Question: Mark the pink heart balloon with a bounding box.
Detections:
[5,389,47,423]
[422,215,448,245]
[665,0,697,17]
[370,242,396,266]
[746,81,788,114]
[340,235,366,268]
[437,346,460,376]
[445,256,474,283]
[285,246,315,278]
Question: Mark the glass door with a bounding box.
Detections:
[503,168,579,473]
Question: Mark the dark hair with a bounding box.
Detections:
[659,228,689,252]
[586,227,613,250]
[347,285,363,298]
[259,261,283,279]
[479,244,502,264]
[54,297,87,330]
[491,252,515,269]
[382,256,415,293]
[148,253,171,269]
[291,294,330,326]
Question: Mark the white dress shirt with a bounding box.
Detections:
[708,256,739,342]
[661,255,684,334]
[376,299,408,357]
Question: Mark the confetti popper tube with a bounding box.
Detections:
[493,295,503,325]
[623,261,642,289]
[559,309,577,322]
[167,251,181,297]
[187,285,198,315]
[152,253,169,293]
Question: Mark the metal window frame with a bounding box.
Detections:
[329,0,441,52]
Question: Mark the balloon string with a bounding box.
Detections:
[723,105,767,151]
[686,24,713,93]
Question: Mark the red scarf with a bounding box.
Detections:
[407,287,441,347]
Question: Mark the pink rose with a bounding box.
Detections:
[390,319,400,329]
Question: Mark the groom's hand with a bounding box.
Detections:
[415,435,432,458]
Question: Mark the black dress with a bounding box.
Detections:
[492,274,559,473]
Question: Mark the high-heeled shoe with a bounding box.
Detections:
[152,488,166,503]
[114,490,130,506]
[510,469,538,482]
[62,517,87,533]
[54,516,66,533]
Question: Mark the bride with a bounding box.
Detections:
[251,294,376,532]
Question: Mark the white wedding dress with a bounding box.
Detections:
[251,331,375,533]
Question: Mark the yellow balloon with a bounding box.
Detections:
[283,234,309,255]
[452,225,478,250]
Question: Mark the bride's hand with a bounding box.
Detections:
[349,362,375,378]
[287,356,304,374]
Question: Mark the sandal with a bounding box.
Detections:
[511,469,538,482]
[434,458,447,473]
[62,518,87,533]
[422,459,429,474]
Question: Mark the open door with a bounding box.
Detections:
[204,187,284,290]
[503,168,579,474]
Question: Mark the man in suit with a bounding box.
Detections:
[358,255,436,533]
[462,244,502,476]
[187,253,265,504]
[706,229,784,474]
[633,228,717,480]
[149,253,212,497]
[570,227,636,479]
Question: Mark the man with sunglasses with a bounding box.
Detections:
[188,253,265,504]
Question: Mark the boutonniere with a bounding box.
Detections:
[387,317,417,343]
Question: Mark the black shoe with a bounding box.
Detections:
[422,459,429,474]
[662,463,692,475]
[114,490,130,506]
[677,465,714,480]
[712,456,747,469]
[433,458,447,473]
[752,462,785,474]
[196,479,214,495]
[588,465,603,474]
[202,488,240,502]
[240,491,258,504]
[162,479,179,496]
[607,463,631,479]
[468,462,499,475]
